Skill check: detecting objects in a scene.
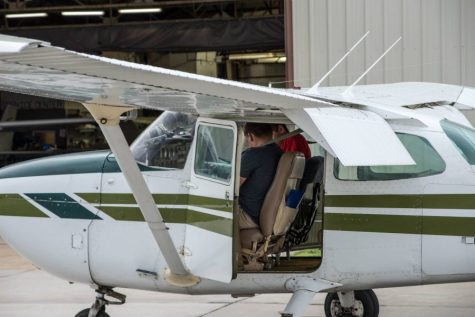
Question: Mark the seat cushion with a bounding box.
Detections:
[240,228,264,249]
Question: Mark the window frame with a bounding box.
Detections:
[192,122,236,185]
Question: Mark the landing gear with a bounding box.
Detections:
[74,308,109,317]
[324,290,379,317]
[75,287,126,317]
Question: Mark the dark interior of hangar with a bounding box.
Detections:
[0,0,284,53]
[0,92,152,167]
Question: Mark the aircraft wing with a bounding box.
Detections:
[308,82,464,107]
[0,34,330,119]
[304,82,469,122]
[0,34,414,166]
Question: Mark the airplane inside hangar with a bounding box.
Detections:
[2,1,475,317]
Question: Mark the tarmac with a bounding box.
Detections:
[1,239,475,317]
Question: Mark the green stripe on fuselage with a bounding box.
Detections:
[99,206,144,221]
[325,213,422,234]
[325,194,475,209]
[25,193,101,220]
[325,195,422,208]
[99,206,232,236]
[187,195,232,213]
[325,213,475,236]
[325,194,475,235]
[423,216,475,236]
[2,191,231,236]
[0,194,48,218]
[423,195,475,209]
[80,193,232,213]
[75,193,101,204]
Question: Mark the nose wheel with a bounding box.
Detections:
[74,287,126,317]
[324,290,379,317]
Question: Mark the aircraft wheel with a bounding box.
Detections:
[74,308,110,317]
[324,289,379,317]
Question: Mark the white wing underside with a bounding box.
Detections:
[0,34,418,166]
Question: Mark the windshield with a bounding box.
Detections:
[131,111,197,169]
[441,119,475,165]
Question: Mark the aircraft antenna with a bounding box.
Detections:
[345,36,402,94]
[307,30,370,94]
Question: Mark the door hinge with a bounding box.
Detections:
[225,190,231,207]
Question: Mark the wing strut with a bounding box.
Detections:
[84,103,200,288]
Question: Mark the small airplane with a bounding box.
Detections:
[1,33,475,317]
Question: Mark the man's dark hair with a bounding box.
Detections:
[244,123,273,138]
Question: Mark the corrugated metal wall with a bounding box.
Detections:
[293,0,475,88]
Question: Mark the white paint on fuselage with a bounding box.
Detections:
[0,216,92,284]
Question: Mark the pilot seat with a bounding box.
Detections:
[240,151,305,270]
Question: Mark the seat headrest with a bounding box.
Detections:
[299,156,324,190]
[290,154,306,179]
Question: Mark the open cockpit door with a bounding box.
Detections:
[183,118,237,283]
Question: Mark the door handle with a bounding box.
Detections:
[181,181,198,189]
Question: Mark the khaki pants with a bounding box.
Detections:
[238,208,259,229]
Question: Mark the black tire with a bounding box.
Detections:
[74,308,110,317]
[324,289,379,317]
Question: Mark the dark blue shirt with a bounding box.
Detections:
[239,144,282,225]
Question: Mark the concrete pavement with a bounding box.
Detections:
[1,241,475,317]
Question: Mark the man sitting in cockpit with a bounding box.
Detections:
[239,123,283,229]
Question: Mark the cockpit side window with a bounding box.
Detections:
[194,124,234,183]
[335,133,446,181]
[131,112,197,169]
[441,119,475,165]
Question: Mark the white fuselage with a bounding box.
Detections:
[1,111,475,295]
